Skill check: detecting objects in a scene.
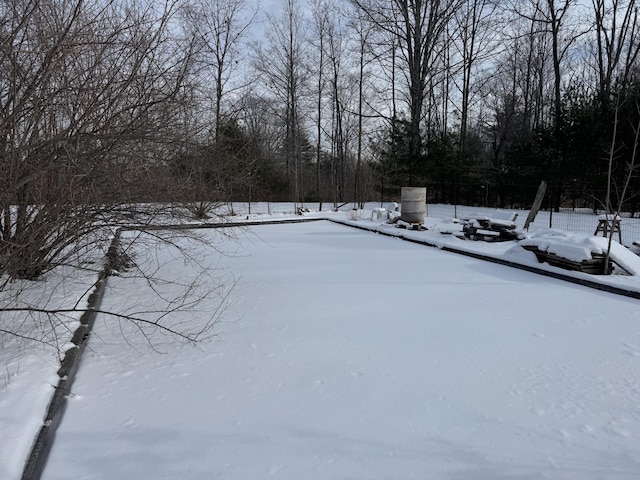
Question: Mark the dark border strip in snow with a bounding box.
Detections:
[21,231,121,480]
[328,218,640,300]
[121,217,326,231]
[21,217,325,480]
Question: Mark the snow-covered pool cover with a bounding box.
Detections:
[44,221,640,479]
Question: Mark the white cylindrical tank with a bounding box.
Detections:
[400,187,426,224]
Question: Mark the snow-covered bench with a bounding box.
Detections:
[594,214,622,243]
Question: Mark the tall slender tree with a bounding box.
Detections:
[452,0,498,153]
[310,0,329,209]
[183,0,257,140]
[352,0,463,181]
[253,0,308,206]
[350,8,375,207]
[591,0,640,98]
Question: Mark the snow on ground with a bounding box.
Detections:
[336,209,640,292]
[40,220,640,479]
[0,264,99,479]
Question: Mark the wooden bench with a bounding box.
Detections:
[594,214,622,243]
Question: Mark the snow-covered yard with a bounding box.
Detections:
[25,218,639,479]
[2,205,640,479]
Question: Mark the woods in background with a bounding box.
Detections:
[2,0,640,279]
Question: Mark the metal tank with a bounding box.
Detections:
[400,187,426,224]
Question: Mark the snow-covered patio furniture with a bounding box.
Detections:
[594,214,622,243]
[462,210,519,241]
[518,231,632,275]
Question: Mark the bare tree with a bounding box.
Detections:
[352,0,463,165]
[323,1,349,206]
[310,0,329,210]
[511,0,580,131]
[452,0,499,153]
[0,0,242,351]
[1,0,195,280]
[349,7,376,208]
[183,0,257,140]
[591,0,640,98]
[603,95,640,271]
[253,0,309,208]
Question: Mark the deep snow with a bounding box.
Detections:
[36,220,640,479]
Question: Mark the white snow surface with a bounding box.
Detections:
[37,220,640,479]
[520,230,602,262]
[0,265,97,479]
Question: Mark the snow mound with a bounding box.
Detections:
[516,229,640,275]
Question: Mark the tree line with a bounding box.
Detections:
[2,0,640,280]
